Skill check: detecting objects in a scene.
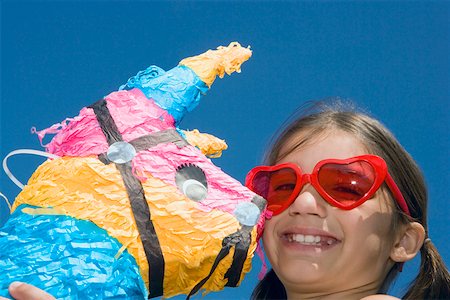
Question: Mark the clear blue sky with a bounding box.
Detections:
[1,1,448,299]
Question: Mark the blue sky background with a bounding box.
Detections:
[1,1,448,299]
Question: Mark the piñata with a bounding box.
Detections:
[0,42,266,299]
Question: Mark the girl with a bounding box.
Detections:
[246,100,449,299]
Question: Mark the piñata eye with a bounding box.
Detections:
[175,164,208,201]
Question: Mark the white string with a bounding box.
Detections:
[3,149,60,189]
[0,192,12,213]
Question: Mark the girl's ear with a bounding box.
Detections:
[390,222,425,262]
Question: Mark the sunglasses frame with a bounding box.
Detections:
[245,155,410,216]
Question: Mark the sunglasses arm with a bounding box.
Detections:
[384,173,411,216]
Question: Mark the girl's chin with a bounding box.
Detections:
[275,265,329,288]
[274,253,334,281]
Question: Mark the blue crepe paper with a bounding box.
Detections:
[0,204,147,299]
[119,65,208,124]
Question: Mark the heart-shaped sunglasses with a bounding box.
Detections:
[245,155,410,216]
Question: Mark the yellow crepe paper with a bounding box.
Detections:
[182,129,228,158]
[12,156,257,297]
[179,42,252,88]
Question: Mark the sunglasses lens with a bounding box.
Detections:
[252,167,298,213]
[318,161,375,206]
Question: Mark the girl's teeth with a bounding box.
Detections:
[286,234,337,246]
[290,234,322,244]
[294,234,304,242]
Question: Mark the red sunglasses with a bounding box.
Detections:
[245,155,410,216]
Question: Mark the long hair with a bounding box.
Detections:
[251,99,450,299]
[251,269,286,300]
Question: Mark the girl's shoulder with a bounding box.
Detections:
[361,295,400,300]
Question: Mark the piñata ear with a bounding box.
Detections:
[181,129,228,158]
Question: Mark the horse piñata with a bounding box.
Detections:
[0,42,266,299]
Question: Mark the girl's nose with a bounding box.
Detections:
[288,184,328,218]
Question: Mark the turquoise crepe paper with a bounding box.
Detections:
[120,65,208,124]
[0,204,147,299]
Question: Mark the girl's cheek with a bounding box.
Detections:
[262,219,275,248]
[262,221,272,244]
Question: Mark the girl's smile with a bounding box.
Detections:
[280,226,341,245]
[279,226,342,253]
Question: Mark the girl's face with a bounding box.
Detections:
[262,130,396,297]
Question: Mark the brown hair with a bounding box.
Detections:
[252,99,449,300]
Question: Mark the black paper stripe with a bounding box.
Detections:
[89,99,165,298]
[186,244,232,299]
[116,163,165,298]
[97,129,188,165]
[225,196,265,287]
[224,226,252,287]
[186,226,252,299]
[89,99,123,144]
[130,129,188,152]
